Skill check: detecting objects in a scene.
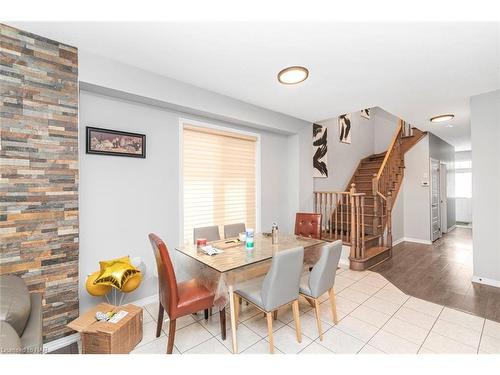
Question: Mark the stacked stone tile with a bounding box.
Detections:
[0,24,79,343]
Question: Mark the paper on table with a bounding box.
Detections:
[200,245,224,256]
[108,310,129,323]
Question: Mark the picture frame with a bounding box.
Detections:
[313,123,328,178]
[86,126,146,158]
[338,114,352,144]
[361,108,371,119]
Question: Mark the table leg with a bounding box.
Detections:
[228,285,238,354]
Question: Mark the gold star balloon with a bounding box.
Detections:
[94,256,141,290]
[86,271,112,296]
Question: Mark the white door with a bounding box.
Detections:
[430,159,441,241]
[440,163,448,233]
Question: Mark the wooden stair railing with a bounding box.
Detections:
[313,186,366,256]
[313,118,427,271]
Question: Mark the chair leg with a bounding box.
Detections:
[204,308,209,320]
[233,294,240,329]
[266,312,274,354]
[156,304,164,338]
[304,296,315,308]
[292,300,302,343]
[328,288,339,324]
[220,307,226,340]
[167,319,176,354]
[313,299,323,341]
[273,310,278,320]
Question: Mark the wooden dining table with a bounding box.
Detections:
[175,233,325,353]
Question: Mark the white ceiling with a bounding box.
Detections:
[11,22,500,150]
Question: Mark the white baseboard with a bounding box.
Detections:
[447,225,457,232]
[392,238,405,246]
[44,293,159,353]
[397,237,432,245]
[43,332,80,353]
[472,275,500,288]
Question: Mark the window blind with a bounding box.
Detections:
[182,124,257,244]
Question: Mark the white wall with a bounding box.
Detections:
[471,89,500,284]
[403,135,431,243]
[372,107,399,154]
[313,107,399,193]
[391,179,405,244]
[79,90,297,311]
[455,150,472,223]
[79,51,307,135]
[314,111,376,192]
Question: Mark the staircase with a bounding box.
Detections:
[314,120,427,270]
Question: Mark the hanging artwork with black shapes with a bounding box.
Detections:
[361,108,370,119]
[338,114,351,144]
[313,123,328,178]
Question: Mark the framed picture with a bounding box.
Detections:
[361,108,371,119]
[86,127,146,158]
[313,123,328,178]
[338,114,351,144]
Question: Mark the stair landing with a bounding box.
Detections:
[349,246,392,271]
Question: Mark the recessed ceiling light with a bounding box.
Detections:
[277,66,309,85]
[445,125,453,128]
[430,114,454,123]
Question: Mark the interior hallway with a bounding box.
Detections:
[372,228,500,322]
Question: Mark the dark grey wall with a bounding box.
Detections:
[429,133,456,230]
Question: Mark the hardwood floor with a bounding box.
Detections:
[372,227,500,323]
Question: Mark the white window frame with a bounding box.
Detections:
[178,117,261,245]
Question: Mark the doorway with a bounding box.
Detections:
[439,162,448,234]
[430,158,441,241]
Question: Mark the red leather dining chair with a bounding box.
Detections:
[294,213,322,239]
[148,233,226,354]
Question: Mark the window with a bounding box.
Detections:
[455,171,472,198]
[455,158,472,198]
[182,122,258,244]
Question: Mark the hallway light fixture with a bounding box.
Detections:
[277,66,309,85]
[430,114,454,123]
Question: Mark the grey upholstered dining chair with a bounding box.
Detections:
[233,247,304,353]
[299,240,342,340]
[193,225,221,244]
[223,223,246,239]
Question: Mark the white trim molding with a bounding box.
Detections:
[392,237,433,245]
[472,275,500,288]
[447,224,457,232]
[43,332,81,353]
[392,238,405,246]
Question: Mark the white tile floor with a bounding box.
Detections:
[128,266,500,354]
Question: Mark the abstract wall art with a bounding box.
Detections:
[313,123,328,177]
[361,108,371,119]
[338,114,352,144]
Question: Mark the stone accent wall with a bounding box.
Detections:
[0,24,79,343]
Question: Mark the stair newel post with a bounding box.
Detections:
[349,184,356,259]
[361,195,365,259]
[386,192,393,248]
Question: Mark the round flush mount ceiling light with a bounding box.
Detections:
[430,114,454,123]
[277,66,309,85]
